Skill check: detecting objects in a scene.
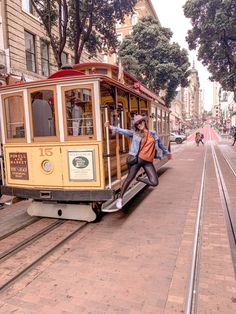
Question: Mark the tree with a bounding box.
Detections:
[32,0,137,68]
[31,0,68,68]
[184,0,236,101]
[118,16,190,105]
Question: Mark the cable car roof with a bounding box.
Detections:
[0,63,166,106]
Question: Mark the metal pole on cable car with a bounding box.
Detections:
[0,144,4,186]
[115,87,121,181]
[0,156,4,186]
[121,110,126,152]
[105,106,112,189]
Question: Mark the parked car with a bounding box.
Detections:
[170,132,187,144]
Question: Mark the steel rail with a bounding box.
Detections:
[0,220,64,261]
[0,221,88,292]
[211,144,236,244]
[222,151,236,177]
[0,217,39,241]
[184,142,207,314]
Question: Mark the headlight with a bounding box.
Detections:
[41,160,53,172]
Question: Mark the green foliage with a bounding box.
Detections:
[33,0,58,27]
[184,0,236,100]
[68,0,137,63]
[32,0,68,68]
[32,0,137,68]
[118,16,190,105]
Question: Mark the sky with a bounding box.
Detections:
[151,0,213,111]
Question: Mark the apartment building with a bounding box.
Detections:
[212,81,236,127]
[0,0,9,85]
[0,0,102,85]
[182,64,202,127]
[170,88,186,132]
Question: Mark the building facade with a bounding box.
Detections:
[182,64,202,128]
[212,81,236,130]
[0,0,9,85]
[0,0,102,85]
[169,88,186,132]
[212,81,221,121]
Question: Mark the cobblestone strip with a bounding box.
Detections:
[164,179,201,313]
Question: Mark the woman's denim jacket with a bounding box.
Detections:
[111,126,169,160]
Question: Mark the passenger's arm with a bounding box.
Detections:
[104,122,134,138]
[111,126,134,138]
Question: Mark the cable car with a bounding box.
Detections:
[0,63,170,222]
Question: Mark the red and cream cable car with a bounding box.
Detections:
[0,63,170,222]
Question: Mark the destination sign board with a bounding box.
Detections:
[9,152,29,180]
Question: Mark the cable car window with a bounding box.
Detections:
[140,99,147,109]
[3,95,25,139]
[112,70,118,80]
[163,111,166,133]
[130,96,138,113]
[64,88,93,136]
[151,107,157,131]
[157,108,161,133]
[30,90,56,137]
[89,68,107,75]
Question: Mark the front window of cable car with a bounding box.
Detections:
[3,94,25,140]
[64,88,94,137]
[30,90,56,137]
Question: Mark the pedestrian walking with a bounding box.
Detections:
[195,132,204,146]
[199,133,204,145]
[195,132,201,146]
[105,115,169,209]
[232,130,236,146]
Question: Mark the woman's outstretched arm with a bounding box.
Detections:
[104,122,134,138]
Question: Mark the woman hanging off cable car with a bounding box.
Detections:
[105,114,169,210]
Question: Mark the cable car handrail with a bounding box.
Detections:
[105,106,112,189]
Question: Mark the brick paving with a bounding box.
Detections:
[0,134,236,313]
[195,143,236,314]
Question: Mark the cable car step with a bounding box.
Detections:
[101,181,146,213]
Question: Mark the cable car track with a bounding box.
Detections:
[221,149,236,177]
[212,145,236,244]
[0,217,40,241]
[184,136,236,314]
[0,220,88,292]
[0,220,64,261]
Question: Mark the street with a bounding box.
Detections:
[0,126,236,313]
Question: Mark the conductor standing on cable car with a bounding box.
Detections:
[105,114,169,209]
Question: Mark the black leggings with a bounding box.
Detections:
[120,158,159,198]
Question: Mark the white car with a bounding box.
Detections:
[170,132,187,144]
